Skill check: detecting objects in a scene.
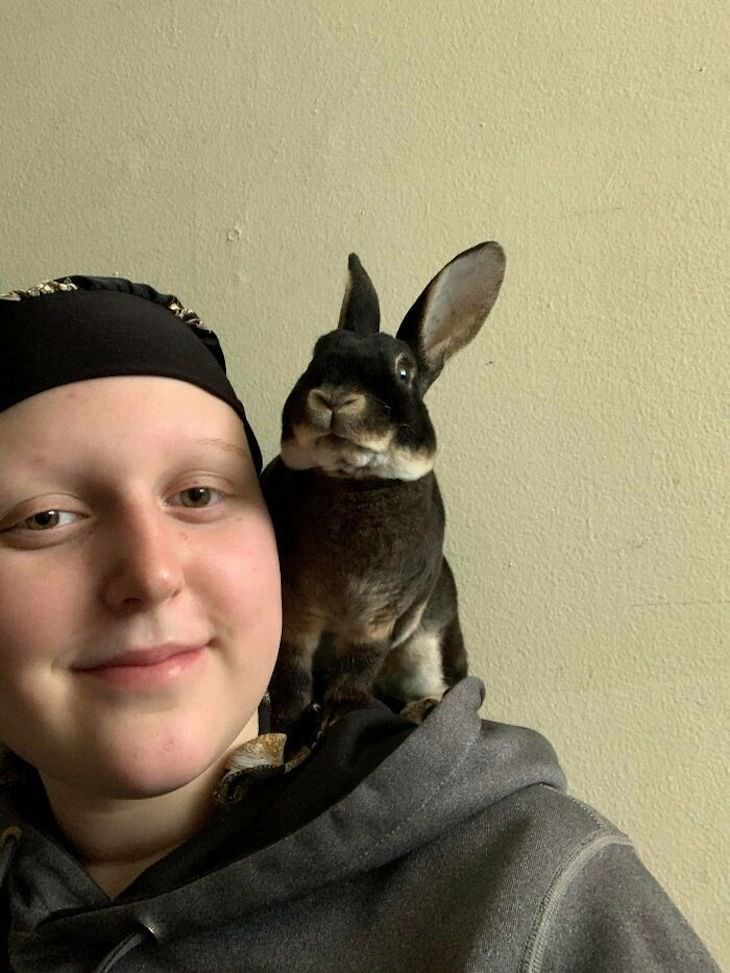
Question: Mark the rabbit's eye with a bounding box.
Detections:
[396,359,414,383]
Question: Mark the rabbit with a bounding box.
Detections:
[262,241,506,734]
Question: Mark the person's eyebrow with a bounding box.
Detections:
[195,438,250,459]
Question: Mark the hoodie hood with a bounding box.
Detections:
[1,677,566,969]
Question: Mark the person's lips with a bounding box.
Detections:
[74,643,208,689]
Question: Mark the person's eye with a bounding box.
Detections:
[20,509,81,532]
[172,486,227,509]
[0,508,83,536]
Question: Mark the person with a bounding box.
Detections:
[0,276,720,973]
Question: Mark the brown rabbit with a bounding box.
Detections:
[263,242,506,733]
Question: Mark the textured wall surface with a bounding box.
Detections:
[2,0,727,962]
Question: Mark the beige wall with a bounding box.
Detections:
[2,0,727,962]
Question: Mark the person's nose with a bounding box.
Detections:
[100,502,186,612]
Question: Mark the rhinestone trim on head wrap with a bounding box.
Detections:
[164,296,210,330]
[0,278,78,301]
[0,277,209,333]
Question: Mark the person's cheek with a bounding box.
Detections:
[206,515,281,652]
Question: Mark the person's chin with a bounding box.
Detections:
[95,717,251,800]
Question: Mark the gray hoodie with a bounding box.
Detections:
[0,678,720,972]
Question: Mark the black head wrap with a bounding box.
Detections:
[0,275,262,472]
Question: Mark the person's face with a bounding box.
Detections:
[0,376,281,800]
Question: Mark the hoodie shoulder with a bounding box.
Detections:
[519,799,721,972]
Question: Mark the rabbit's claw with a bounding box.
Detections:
[399,695,443,725]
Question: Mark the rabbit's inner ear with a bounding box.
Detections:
[338,253,381,336]
[397,242,505,383]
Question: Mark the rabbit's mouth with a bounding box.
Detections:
[320,432,383,466]
[320,433,350,446]
[321,432,377,450]
[282,427,434,481]
[282,427,387,477]
[319,429,394,459]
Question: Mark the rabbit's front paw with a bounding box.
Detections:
[399,695,443,724]
[321,690,374,731]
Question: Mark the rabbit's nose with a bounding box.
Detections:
[307,388,365,416]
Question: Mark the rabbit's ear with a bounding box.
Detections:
[396,242,505,390]
[338,253,381,335]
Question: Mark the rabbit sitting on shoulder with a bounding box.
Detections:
[263,241,506,734]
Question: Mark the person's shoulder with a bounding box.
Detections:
[470,779,720,972]
[408,688,721,970]
[461,745,631,896]
[503,774,627,845]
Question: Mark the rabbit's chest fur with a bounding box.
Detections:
[270,465,444,640]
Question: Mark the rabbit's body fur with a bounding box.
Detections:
[264,243,505,732]
[266,465,443,642]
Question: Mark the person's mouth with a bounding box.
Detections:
[74,643,209,689]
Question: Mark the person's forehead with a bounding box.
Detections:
[0,376,250,457]
[0,401,255,510]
